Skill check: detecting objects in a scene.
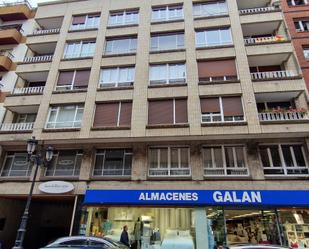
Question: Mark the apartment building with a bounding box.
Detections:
[0,0,309,248]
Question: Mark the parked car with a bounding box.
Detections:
[227,244,291,249]
[40,236,128,249]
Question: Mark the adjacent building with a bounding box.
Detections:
[0,0,309,249]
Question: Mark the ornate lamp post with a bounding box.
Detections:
[12,137,54,249]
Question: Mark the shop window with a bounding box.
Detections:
[150,33,185,52]
[56,70,91,91]
[193,1,228,17]
[202,145,248,176]
[99,67,135,88]
[259,144,309,175]
[0,152,31,177]
[152,5,184,22]
[196,28,233,48]
[45,150,83,177]
[93,149,132,177]
[148,146,191,177]
[206,207,225,248]
[149,63,186,85]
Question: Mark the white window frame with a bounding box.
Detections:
[193,1,228,18]
[148,146,191,177]
[152,5,184,22]
[45,150,83,177]
[203,145,249,176]
[149,63,186,85]
[196,28,233,47]
[201,97,245,123]
[150,33,184,51]
[108,10,139,26]
[64,41,96,59]
[295,20,309,32]
[56,70,77,91]
[0,152,31,177]
[16,113,36,123]
[99,67,135,88]
[259,143,309,176]
[45,105,84,129]
[289,0,308,6]
[303,47,309,59]
[105,37,137,55]
[70,14,100,30]
[93,149,133,176]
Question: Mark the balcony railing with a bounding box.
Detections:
[204,168,248,176]
[251,70,296,80]
[148,168,191,177]
[258,112,309,122]
[13,86,44,95]
[244,35,285,45]
[31,28,60,36]
[22,55,53,63]
[0,122,34,132]
[239,6,278,15]
[0,0,32,9]
[0,50,14,60]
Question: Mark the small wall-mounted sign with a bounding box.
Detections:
[39,181,74,194]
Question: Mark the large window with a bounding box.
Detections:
[259,144,309,175]
[148,146,190,177]
[193,1,228,17]
[56,70,90,91]
[99,67,135,88]
[45,150,82,177]
[16,113,36,123]
[200,96,244,123]
[105,37,137,55]
[108,10,139,26]
[152,5,183,22]
[196,28,233,47]
[64,41,96,59]
[1,152,31,177]
[93,149,132,176]
[149,63,186,85]
[70,14,100,30]
[303,46,309,59]
[288,0,308,6]
[294,19,309,32]
[151,33,184,51]
[202,145,248,176]
[46,105,84,129]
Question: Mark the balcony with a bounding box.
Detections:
[0,50,14,71]
[251,70,297,81]
[0,122,33,132]
[12,86,44,95]
[239,6,279,15]
[237,0,280,14]
[148,168,191,177]
[31,28,60,36]
[258,111,309,122]
[0,24,23,45]
[0,1,32,21]
[244,35,286,45]
[22,55,53,64]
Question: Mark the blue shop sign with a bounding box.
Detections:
[84,190,309,207]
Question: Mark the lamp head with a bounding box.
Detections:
[27,136,38,156]
[45,146,54,162]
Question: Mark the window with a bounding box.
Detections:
[196,28,233,47]
[16,113,36,123]
[304,47,309,59]
[200,96,244,123]
[93,149,132,176]
[259,144,309,175]
[198,59,238,82]
[56,70,90,90]
[45,150,82,177]
[108,10,139,26]
[203,145,248,176]
[46,105,84,129]
[71,14,100,30]
[152,5,183,22]
[1,152,31,177]
[93,102,132,127]
[105,37,137,55]
[99,67,135,88]
[149,63,186,85]
[294,19,309,32]
[288,0,308,6]
[193,1,228,17]
[148,146,190,177]
[151,33,184,51]
[148,99,188,125]
[64,41,96,59]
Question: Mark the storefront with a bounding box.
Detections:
[80,190,309,249]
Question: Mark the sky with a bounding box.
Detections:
[0,0,56,7]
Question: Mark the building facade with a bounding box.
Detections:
[0,0,309,248]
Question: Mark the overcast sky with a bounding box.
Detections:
[0,0,55,7]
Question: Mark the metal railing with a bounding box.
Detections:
[244,35,285,45]
[0,50,14,60]
[149,168,191,177]
[32,28,60,36]
[0,0,32,9]
[204,168,248,176]
[251,70,296,80]
[258,112,309,121]
[0,122,34,132]
[239,6,278,15]
[13,86,44,95]
[23,55,53,63]
[0,24,23,32]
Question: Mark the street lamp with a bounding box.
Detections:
[12,137,54,249]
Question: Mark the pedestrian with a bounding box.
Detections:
[120,225,130,247]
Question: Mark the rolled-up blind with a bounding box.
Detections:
[148,100,173,125]
[119,102,132,126]
[72,16,86,25]
[93,103,119,127]
[74,70,90,87]
[200,98,220,113]
[57,71,74,86]
[175,99,188,123]
[198,59,237,78]
[222,97,243,116]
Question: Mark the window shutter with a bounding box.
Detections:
[198,59,237,79]
[148,100,173,125]
[119,102,132,126]
[72,15,86,25]
[57,71,74,86]
[93,103,119,127]
[222,97,243,116]
[73,70,91,87]
[175,99,188,123]
[200,98,220,113]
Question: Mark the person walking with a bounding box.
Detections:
[120,225,130,247]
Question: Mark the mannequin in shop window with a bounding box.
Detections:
[92,212,102,236]
[120,225,130,247]
[134,218,142,249]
